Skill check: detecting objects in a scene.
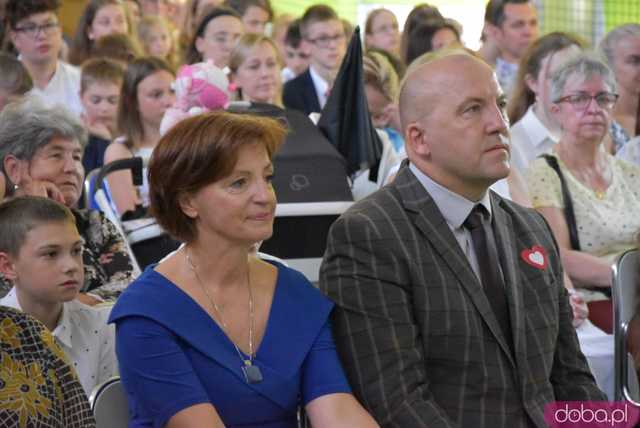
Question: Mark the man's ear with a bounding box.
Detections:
[0,252,17,282]
[485,22,503,44]
[405,122,431,158]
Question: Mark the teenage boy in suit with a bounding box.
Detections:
[282,5,346,115]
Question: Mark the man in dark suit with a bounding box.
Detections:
[282,5,346,115]
[320,50,606,428]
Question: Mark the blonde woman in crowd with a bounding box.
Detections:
[138,15,181,70]
[229,34,282,106]
[364,8,401,57]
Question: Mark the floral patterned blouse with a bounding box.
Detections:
[0,209,139,301]
[0,306,96,427]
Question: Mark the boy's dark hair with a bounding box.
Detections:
[300,5,339,39]
[284,19,302,48]
[80,57,125,93]
[0,52,33,95]
[485,0,531,27]
[0,196,76,257]
[224,0,273,21]
[4,0,60,29]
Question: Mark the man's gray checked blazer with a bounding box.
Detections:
[320,163,606,428]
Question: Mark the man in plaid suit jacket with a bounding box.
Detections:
[320,51,606,428]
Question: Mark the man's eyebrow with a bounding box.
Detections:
[456,96,484,110]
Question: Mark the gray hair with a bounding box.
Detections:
[549,51,617,103]
[599,23,640,67]
[0,97,88,175]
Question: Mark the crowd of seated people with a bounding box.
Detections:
[0,0,639,424]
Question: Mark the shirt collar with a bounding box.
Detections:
[522,105,558,148]
[0,287,73,348]
[309,66,329,97]
[18,56,61,90]
[409,163,493,228]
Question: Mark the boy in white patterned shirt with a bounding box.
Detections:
[0,196,117,395]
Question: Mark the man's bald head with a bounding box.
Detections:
[398,50,494,131]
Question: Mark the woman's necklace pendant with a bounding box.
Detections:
[242,360,263,384]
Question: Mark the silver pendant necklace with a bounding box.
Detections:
[185,248,263,384]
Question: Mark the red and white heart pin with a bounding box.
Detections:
[521,245,548,270]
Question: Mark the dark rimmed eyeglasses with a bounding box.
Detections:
[13,21,60,39]
[554,92,619,111]
[306,33,346,48]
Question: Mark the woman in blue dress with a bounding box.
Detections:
[109,111,378,427]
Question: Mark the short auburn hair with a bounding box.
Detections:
[148,111,286,243]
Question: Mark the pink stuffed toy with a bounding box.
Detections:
[160,60,232,135]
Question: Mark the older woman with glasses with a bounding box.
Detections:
[526,52,640,312]
[525,52,640,399]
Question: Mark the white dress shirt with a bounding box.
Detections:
[409,163,493,282]
[1,288,117,395]
[509,105,557,174]
[495,57,519,97]
[27,60,83,118]
[308,65,330,110]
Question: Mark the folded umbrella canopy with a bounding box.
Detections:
[317,26,383,181]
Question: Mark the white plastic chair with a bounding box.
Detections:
[90,377,129,428]
[611,249,640,403]
[259,201,352,283]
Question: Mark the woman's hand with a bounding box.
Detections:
[306,393,379,428]
[568,289,589,328]
[13,162,66,204]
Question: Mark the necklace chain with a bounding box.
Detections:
[184,248,255,365]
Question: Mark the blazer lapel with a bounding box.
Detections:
[492,194,526,363]
[301,70,321,113]
[393,166,516,365]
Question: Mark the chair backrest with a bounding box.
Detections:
[259,201,352,283]
[90,377,129,428]
[612,248,640,403]
[227,102,354,203]
[83,168,102,210]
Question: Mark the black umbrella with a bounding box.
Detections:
[317,26,383,181]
